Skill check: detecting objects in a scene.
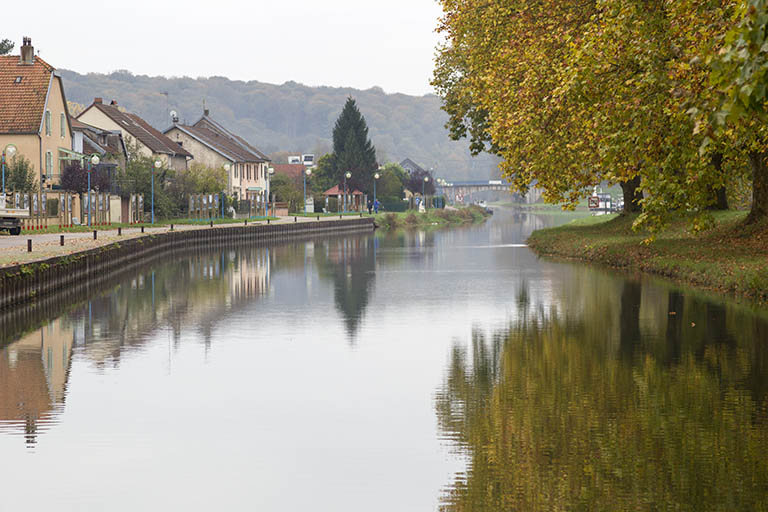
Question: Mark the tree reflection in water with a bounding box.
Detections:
[436,281,768,511]
[314,236,376,342]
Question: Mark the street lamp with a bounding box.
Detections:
[344,171,352,213]
[374,167,381,205]
[88,154,100,227]
[223,162,231,218]
[303,167,312,214]
[423,176,430,210]
[267,166,275,217]
[2,144,17,194]
[152,159,162,224]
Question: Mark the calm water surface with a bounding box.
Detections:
[1,208,767,511]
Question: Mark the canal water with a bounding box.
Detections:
[1,208,767,511]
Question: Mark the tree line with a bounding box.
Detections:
[433,0,768,233]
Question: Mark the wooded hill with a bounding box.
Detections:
[60,70,499,180]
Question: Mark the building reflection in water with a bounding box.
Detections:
[436,272,768,511]
[0,244,273,445]
[0,322,74,446]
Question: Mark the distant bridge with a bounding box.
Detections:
[438,179,543,204]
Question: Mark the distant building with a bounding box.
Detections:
[272,163,307,188]
[400,158,427,176]
[164,109,270,202]
[0,38,77,187]
[78,98,192,171]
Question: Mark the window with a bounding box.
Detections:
[45,151,53,177]
[234,165,238,179]
[45,110,51,136]
[60,112,66,138]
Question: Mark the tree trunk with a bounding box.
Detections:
[709,153,729,211]
[620,176,643,213]
[747,151,768,224]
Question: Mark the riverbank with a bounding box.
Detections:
[374,205,490,230]
[0,216,374,309]
[527,211,768,302]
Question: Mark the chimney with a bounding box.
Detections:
[110,100,118,106]
[204,108,210,117]
[94,97,103,104]
[19,37,34,65]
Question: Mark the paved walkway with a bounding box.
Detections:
[0,215,369,268]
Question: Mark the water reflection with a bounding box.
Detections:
[437,275,768,511]
[0,235,377,444]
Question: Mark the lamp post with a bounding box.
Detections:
[267,166,275,217]
[344,171,351,213]
[223,162,231,218]
[423,176,430,210]
[152,159,161,224]
[374,167,381,204]
[88,155,100,227]
[2,144,17,194]
[303,167,312,214]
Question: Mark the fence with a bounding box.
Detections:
[1,191,144,229]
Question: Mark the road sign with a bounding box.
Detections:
[588,196,600,209]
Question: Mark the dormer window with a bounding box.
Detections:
[14,76,22,84]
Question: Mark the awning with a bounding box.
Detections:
[247,187,263,191]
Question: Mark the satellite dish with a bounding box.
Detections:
[170,110,179,123]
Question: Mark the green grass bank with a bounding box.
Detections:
[527,212,768,302]
[374,205,490,230]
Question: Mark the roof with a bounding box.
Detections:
[400,158,426,174]
[179,114,270,162]
[0,55,55,134]
[79,101,192,158]
[272,163,306,182]
[323,185,364,196]
[168,122,266,163]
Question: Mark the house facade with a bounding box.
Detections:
[77,98,191,171]
[400,158,427,176]
[0,38,76,188]
[164,110,270,203]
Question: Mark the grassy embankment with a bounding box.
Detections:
[527,211,768,301]
[374,205,490,230]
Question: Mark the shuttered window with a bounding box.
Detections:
[45,110,51,136]
[60,112,66,138]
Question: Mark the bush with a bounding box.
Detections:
[379,197,408,212]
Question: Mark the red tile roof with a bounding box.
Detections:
[323,185,364,196]
[272,163,306,184]
[0,55,54,134]
[80,102,192,158]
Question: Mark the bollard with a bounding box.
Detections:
[294,216,297,223]
[170,224,174,231]
[267,219,270,225]
[317,215,320,221]
[339,215,342,220]
[244,219,247,226]
[141,226,144,233]
[360,213,363,218]
[27,239,32,252]
[93,230,97,240]
[60,235,64,246]
[118,227,122,236]
[210,221,213,227]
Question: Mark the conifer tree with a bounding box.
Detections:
[331,97,377,193]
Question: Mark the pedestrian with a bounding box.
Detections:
[367,199,373,215]
[373,199,380,214]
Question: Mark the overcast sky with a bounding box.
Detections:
[2,0,444,96]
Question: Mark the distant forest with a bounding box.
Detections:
[60,70,500,180]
